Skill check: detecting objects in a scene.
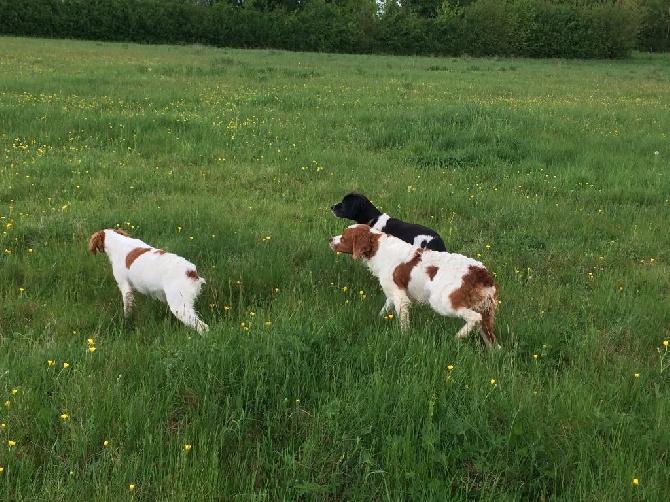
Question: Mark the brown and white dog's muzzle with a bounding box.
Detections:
[329,235,342,250]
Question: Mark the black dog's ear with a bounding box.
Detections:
[343,193,364,211]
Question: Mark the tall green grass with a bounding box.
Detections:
[1,37,669,500]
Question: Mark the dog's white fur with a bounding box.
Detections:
[330,224,500,349]
[88,229,208,333]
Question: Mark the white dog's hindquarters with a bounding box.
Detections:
[88,229,209,334]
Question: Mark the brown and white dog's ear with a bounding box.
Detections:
[351,227,375,260]
[88,230,105,255]
[352,233,369,259]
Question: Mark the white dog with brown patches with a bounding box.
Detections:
[88,228,209,333]
[330,224,500,349]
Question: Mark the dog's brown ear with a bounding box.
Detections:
[88,231,105,255]
[352,230,371,260]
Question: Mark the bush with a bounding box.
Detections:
[460,0,645,58]
[0,0,656,58]
[637,0,670,52]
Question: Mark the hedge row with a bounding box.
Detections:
[0,0,667,58]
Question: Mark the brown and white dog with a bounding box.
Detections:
[329,224,500,349]
[88,229,208,333]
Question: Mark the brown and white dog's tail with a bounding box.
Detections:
[478,283,500,350]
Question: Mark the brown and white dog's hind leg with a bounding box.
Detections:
[453,308,483,339]
[480,310,501,350]
[432,299,482,340]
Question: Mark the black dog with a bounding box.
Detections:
[331,192,446,251]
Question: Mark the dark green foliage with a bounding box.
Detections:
[0,0,662,58]
[638,0,670,52]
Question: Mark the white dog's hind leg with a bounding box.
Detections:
[170,302,209,334]
[165,290,208,333]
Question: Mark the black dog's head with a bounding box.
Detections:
[331,192,382,224]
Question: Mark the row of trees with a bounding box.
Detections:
[1,0,668,58]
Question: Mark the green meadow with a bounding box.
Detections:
[1,36,669,500]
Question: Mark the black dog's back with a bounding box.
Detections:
[383,216,446,251]
[331,192,447,252]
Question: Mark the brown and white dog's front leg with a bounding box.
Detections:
[379,297,394,317]
[379,281,411,331]
[393,292,411,332]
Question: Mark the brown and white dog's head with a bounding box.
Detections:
[88,229,129,255]
[329,224,381,260]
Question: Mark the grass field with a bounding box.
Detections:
[1,36,669,500]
